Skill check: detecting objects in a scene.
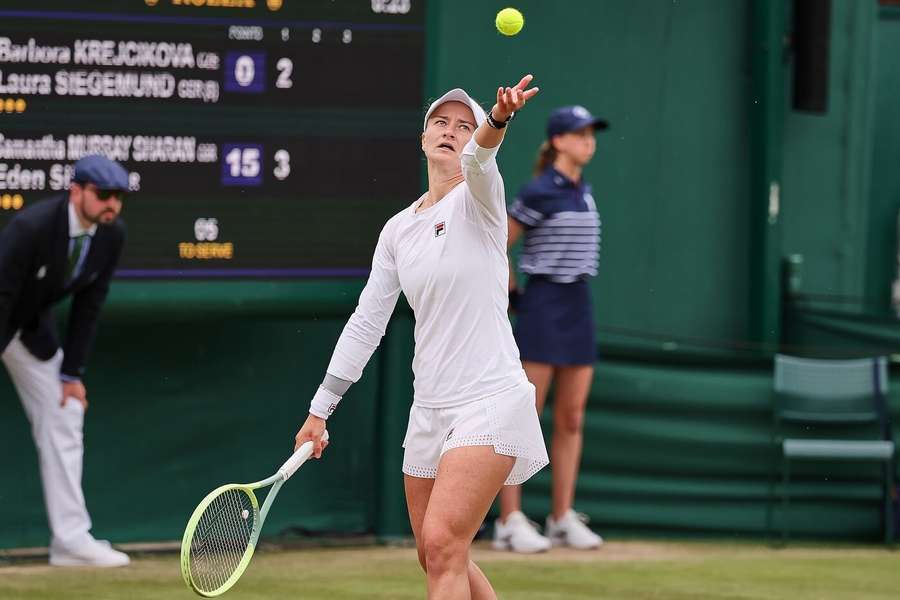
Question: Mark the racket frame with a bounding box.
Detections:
[180,432,325,597]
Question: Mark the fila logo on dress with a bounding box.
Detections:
[434,221,446,237]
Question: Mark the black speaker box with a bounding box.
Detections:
[792,0,831,113]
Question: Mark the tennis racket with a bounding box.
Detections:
[180,430,328,597]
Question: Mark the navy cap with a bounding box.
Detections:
[546,105,609,138]
[72,155,129,191]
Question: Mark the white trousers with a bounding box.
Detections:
[3,335,91,546]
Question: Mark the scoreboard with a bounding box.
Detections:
[0,0,425,277]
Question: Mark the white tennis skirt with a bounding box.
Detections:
[402,380,549,486]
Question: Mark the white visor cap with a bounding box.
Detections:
[422,88,486,131]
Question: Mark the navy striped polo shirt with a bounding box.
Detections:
[508,166,600,283]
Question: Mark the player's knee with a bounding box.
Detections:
[421,524,464,574]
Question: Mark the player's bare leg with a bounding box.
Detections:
[406,473,503,599]
[499,361,552,520]
[419,446,515,599]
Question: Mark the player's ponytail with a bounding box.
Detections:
[533,140,557,176]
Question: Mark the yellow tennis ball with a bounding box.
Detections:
[495,7,524,36]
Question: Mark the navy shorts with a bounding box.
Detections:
[514,276,597,365]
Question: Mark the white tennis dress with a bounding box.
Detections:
[325,137,548,485]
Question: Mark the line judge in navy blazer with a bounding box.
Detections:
[0,154,129,567]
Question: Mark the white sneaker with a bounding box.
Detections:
[545,510,603,550]
[49,535,130,567]
[492,511,552,553]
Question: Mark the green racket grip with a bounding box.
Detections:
[278,429,328,481]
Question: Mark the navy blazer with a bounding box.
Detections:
[0,194,125,379]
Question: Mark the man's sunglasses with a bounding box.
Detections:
[85,184,125,201]
[96,189,125,201]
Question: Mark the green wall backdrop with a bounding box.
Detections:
[782,1,875,310]
[431,0,752,353]
[865,8,900,314]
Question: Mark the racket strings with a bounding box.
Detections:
[189,488,256,593]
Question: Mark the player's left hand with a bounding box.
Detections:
[492,74,540,121]
[61,380,88,411]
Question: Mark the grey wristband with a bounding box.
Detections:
[322,373,352,396]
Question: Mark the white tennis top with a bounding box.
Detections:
[325,137,527,408]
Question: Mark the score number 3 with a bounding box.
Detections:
[273,149,290,180]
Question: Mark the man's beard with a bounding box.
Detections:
[88,209,118,225]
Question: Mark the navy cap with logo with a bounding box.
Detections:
[546,105,610,138]
[72,154,130,191]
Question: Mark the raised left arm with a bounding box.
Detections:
[462,75,540,227]
[474,74,540,150]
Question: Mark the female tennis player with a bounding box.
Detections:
[294,74,547,599]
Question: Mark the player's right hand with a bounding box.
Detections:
[294,414,329,458]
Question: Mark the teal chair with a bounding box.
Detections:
[768,355,895,544]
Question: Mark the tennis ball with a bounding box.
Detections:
[495,8,524,36]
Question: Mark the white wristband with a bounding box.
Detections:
[309,386,341,420]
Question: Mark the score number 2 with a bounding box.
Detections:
[276,58,292,89]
